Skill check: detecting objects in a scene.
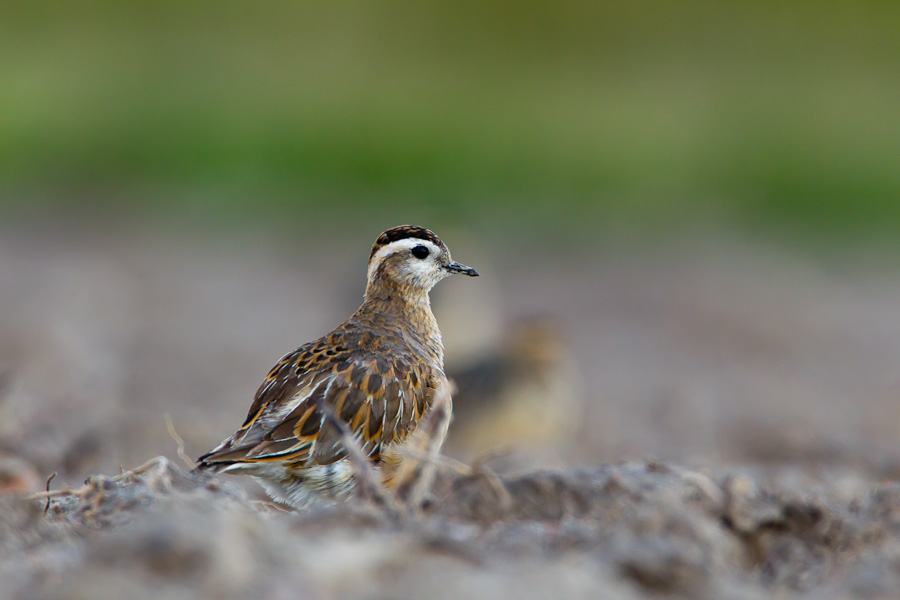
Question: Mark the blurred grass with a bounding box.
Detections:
[2,1,899,242]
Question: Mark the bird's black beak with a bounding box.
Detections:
[445,262,479,277]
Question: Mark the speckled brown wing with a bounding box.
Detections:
[197,325,431,469]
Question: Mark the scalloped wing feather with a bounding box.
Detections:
[197,328,430,470]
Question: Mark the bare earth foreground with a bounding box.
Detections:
[2,222,900,599]
[5,456,900,599]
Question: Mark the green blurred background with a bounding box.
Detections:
[3,0,899,245]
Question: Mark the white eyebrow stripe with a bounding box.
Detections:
[367,238,441,280]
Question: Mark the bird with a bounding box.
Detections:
[196,225,478,508]
[443,316,583,463]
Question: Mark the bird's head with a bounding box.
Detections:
[366,225,478,295]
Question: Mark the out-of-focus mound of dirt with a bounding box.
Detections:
[5,457,900,600]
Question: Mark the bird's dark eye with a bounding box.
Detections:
[411,245,429,259]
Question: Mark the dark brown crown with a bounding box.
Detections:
[369,225,446,259]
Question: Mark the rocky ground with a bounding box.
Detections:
[5,456,900,599]
[2,221,900,599]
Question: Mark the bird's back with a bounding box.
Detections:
[197,311,438,473]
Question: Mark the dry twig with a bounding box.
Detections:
[164,413,195,469]
[389,382,453,511]
[43,472,56,515]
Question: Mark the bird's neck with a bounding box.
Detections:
[360,279,443,366]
